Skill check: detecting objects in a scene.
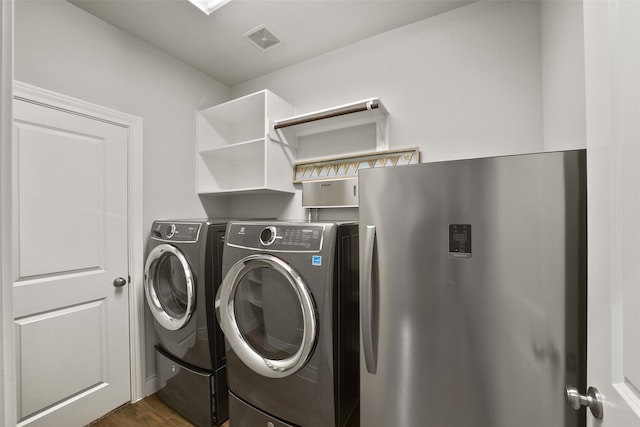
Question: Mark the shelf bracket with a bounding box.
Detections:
[375,108,389,151]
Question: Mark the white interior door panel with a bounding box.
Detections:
[585,0,640,425]
[12,98,130,426]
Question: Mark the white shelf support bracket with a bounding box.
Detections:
[375,110,389,152]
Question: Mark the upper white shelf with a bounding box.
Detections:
[196,89,296,195]
[273,98,389,151]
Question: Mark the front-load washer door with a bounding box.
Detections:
[215,254,317,379]
[144,244,195,331]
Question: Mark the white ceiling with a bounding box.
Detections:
[69,0,474,87]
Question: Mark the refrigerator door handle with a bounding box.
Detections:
[361,225,377,374]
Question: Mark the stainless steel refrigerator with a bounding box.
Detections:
[358,150,586,427]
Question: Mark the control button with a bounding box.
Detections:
[165,224,177,239]
[260,226,277,246]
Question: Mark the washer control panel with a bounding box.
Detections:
[151,221,202,242]
[227,223,325,252]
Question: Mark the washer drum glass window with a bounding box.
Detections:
[216,254,317,378]
[144,244,195,331]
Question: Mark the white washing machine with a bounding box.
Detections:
[215,221,360,427]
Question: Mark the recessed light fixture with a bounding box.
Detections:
[188,0,231,15]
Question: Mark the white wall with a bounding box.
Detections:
[228,1,545,221]
[541,0,586,151]
[14,0,231,393]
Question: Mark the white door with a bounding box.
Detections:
[12,97,131,426]
[584,0,640,425]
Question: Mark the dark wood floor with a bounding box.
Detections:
[88,394,230,427]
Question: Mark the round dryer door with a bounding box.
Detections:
[215,254,317,379]
[144,244,195,331]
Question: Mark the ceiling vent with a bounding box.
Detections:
[243,25,282,52]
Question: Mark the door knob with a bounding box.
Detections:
[565,385,603,419]
[113,277,127,288]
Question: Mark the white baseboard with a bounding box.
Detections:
[144,375,158,398]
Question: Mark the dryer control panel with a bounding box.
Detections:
[151,221,202,242]
[227,223,325,252]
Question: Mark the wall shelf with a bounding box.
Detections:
[196,90,295,195]
[273,98,389,151]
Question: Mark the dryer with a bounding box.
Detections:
[215,221,359,427]
[144,219,229,426]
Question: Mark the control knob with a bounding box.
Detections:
[260,226,277,246]
[165,224,177,239]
